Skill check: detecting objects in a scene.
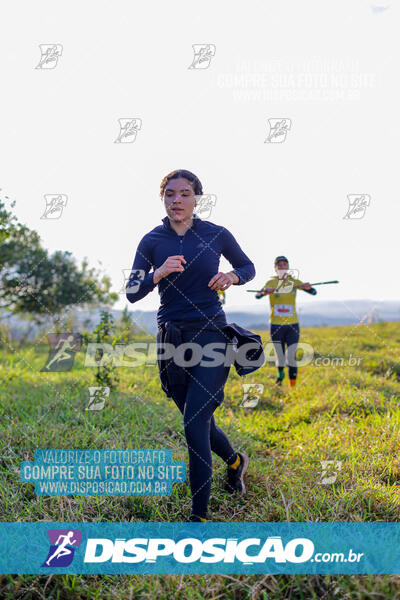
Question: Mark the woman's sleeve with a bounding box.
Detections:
[220,227,255,285]
[126,235,158,304]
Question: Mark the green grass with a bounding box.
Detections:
[1,321,400,598]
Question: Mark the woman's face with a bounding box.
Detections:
[163,177,196,223]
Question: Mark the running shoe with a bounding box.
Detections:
[186,514,206,522]
[225,451,249,496]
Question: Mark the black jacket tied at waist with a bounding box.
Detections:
[156,319,265,398]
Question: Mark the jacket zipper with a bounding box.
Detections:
[167,222,190,265]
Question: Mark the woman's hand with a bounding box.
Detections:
[300,282,311,290]
[208,271,238,291]
[153,255,186,284]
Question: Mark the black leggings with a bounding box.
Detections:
[166,327,237,519]
[270,323,300,379]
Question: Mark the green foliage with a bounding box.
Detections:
[0,198,118,323]
[92,309,120,391]
[0,323,12,350]
[0,195,17,244]
[114,306,147,343]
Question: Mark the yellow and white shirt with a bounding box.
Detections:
[263,276,303,325]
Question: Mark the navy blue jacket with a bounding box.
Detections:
[126,215,256,325]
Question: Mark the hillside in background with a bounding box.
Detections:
[1,299,399,338]
[122,299,400,334]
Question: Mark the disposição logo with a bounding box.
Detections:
[41,529,82,567]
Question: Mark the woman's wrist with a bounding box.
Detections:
[227,271,239,284]
[153,268,163,285]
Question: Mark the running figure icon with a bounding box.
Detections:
[41,334,81,372]
[45,531,77,566]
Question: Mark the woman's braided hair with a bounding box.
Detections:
[160,169,203,198]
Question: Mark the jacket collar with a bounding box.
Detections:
[162,214,200,232]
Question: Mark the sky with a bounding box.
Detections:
[0,0,399,315]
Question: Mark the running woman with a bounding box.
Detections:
[126,169,255,522]
[256,256,316,387]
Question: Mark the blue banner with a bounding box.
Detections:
[1,522,399,574]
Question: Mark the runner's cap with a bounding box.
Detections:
[274,256,289,265]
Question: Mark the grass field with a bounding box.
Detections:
[1,321,400,599]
